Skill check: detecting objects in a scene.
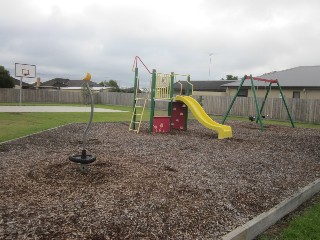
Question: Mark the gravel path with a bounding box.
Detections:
[0,120,319,239]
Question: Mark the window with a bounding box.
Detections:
[237,89,248,97]
[293,91,300,99]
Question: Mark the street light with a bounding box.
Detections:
[208,53,213,80]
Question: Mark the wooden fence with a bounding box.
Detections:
[1,89,319,124]
[200,95,320,124]
[0,88,97,104]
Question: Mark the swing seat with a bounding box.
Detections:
[249,116,256,121]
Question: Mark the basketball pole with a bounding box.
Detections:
[19,76,23,106]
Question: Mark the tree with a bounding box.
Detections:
[226,75,238,80]
[99,79,120,92]
[0,65,14,88]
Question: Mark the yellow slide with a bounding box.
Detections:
[175,95,232,139]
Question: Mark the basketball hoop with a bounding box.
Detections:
[15,63,36,106]
[23,69,30,77]
[15,63,36,78]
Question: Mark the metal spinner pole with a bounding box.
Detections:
[82,81,94,152]
[69,74,96,173]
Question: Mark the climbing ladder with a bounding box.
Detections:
[129,95,148,133]
[129,56,152,133]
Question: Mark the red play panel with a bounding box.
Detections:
[171,102,187,130]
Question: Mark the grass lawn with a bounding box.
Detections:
[258,198,320,240]
[279,201,320,239]
[0,103,160,142]
[0,103,319,239]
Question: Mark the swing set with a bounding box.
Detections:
[222,75,295,131]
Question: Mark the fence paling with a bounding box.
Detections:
[0,89,319,124]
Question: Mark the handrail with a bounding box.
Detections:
[132,56,152,74]
[175,73,189,77]
[177,80,193,96]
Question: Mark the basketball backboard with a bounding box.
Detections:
[15,63,36,78]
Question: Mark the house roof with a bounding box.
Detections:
[12,78,32,87]
[41,78,101,88]
[173,80,237,92]
[40,78,69,87]
[222,66,320,88]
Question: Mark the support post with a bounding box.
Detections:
[149,69,157,133]
[19,76,23,106]
[186,75,191,96]
[256,82,272,123]
[250,75,264,131]
[184,74,191,130]
[131,67,139,130]
[168,72,174,116]
[277,81,295,128]
[222,75,246,124]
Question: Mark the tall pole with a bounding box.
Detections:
[222,76,246,124]
[19,76,23,106]
[168,72,174,116]
[131,67,139,130]
[277,81,295,128]
[209,53,213,80]
[149,69,156,133]
[250,75,264,131]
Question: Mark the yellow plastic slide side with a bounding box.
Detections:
[175,95,232,139]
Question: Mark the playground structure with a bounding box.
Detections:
[222,75,295,131]
[69,73,96,172]
[129,56,232,139]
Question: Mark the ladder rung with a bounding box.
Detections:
[129,129,139,132]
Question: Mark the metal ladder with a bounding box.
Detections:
[129,96,148,133]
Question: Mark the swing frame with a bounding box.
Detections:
[222,75,295,131]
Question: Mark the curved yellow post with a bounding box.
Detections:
[83,73,91,81]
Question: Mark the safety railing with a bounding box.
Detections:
[155,73,172,99]
[177,79,193,96]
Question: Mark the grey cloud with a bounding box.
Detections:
[1,0,320,86]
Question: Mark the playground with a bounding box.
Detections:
[1,120,319,239]
[1,60,319,239]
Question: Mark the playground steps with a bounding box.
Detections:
[129,97,147,133]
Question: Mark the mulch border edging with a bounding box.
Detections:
[222,178,320,240]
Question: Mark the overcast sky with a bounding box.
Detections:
[1,0,319,87]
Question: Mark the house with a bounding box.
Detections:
[12,78,33,89]
[39,78,108,91]
[173,80,237,96]
[222,66,320,99]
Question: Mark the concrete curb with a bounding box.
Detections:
[222,178,320,240]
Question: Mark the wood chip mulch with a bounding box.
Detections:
[0,120,319,239]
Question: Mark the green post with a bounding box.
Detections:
[222,75,246,124]
[260,82,272,115]
[168,72,174,116]
[256,82,272,123]
[250,75,264,131]
[186,74,191,96]
[149,69,157,133]
[184,75,191,130]
[277,81,295,128]
[131,67,139,130]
